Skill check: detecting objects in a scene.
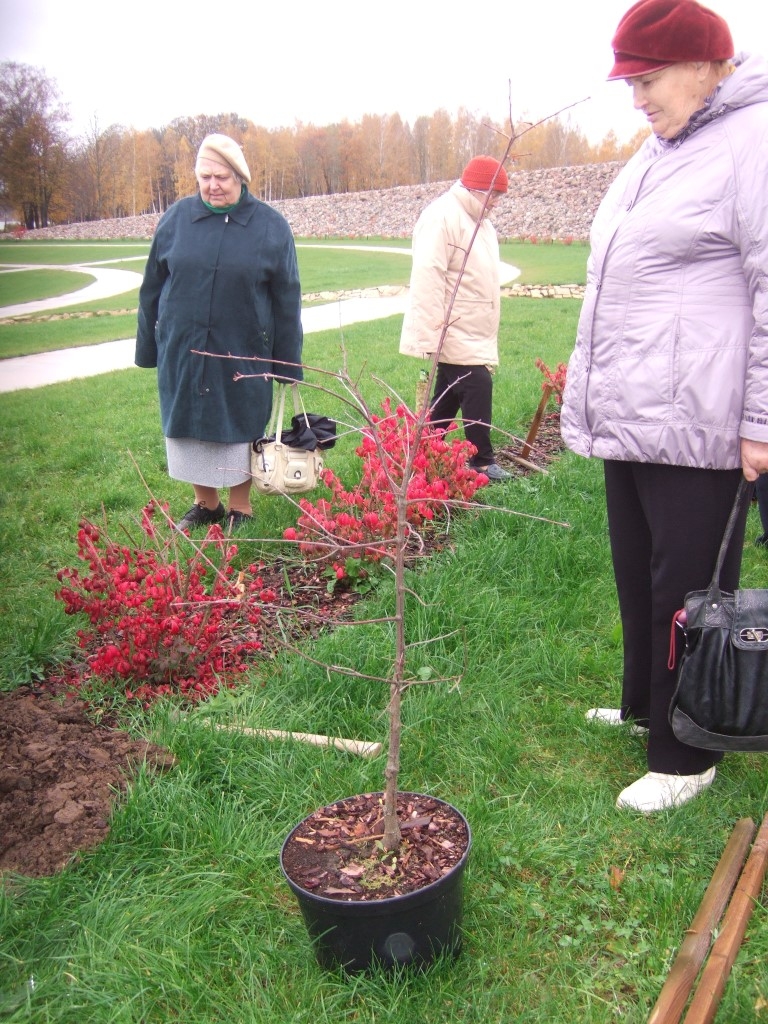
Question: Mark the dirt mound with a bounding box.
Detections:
[0,688,175,878]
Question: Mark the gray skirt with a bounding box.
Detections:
[166,437,252,488]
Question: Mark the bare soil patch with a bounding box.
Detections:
[0,690,175,878]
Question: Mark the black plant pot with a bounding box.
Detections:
[280,792,471,973]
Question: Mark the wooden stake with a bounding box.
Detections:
[509,454,549,475]
[647,817,756,1024]
[520,384,553,461]
[207,722,382,758]
[415,378,429,414]
[682,812,768,1024]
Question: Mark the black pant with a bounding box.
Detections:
[603,460,748,775]
[756,473,768,540]
[430,363,495,467]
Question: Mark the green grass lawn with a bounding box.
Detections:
[0,268,95,306]
[0,239,588,359]
[0,246,765,1024]
[499,240,588,285]
[0,241,151,265]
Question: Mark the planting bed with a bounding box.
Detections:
[0,416,563,879]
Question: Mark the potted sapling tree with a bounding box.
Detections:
[276,153,515,973]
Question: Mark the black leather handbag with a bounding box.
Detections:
[669,478,768,752]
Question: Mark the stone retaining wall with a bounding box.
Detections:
[20,161,623,243]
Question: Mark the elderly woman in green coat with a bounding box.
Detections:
[136,133,304,532]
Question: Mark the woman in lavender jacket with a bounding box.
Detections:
[560,0,768,812]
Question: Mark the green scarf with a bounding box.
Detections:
[202,183,247,214]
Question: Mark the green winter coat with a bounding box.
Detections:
[136,190,303,443]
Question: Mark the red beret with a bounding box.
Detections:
[460,156,508,193]
[608,0,733,80]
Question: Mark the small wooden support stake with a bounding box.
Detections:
[207,722,382,759]
[415,376,430,415]
[683,811,768,1024]
[647,817,756,1024]
[509,454,549,475]
[520,384,553,462]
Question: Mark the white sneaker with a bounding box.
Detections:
[585,707,649,736]
[615,768,716,813]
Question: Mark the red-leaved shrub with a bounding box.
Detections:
[54,502,277,704]
[285,399,486,563]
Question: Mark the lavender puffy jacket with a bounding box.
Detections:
[561,54,768,470]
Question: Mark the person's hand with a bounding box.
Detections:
[740,438,768,480]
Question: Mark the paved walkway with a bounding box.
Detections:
[0,295,415,394]
[0,250,520,394]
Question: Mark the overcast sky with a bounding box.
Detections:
[1,0,766,147]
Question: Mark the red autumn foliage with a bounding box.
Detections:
[535,358,568,405]
[53,503,276,704]
[285,399,487,563]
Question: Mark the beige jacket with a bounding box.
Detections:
[399,181,501,366]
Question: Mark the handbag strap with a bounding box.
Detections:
[265,383,289,440]
[266,382,306,441]
[290,382,310,428]
[709,477,752,590]
[668,476,751,670]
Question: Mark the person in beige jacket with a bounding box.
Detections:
[399,156,511,481]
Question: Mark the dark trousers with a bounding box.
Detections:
[430,363,495,467]
[756,473,768,540]
[603,460,749,775]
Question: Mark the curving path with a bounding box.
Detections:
[0,262,145,317]
[0,246,520,394]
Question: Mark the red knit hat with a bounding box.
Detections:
[608,0,733,80]
[460,156,508,193]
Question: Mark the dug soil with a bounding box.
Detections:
[0,415,563,880]
[0,689,175,878]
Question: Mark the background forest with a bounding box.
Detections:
[0,59,648,230]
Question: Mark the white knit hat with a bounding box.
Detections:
[196,134,251,184]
